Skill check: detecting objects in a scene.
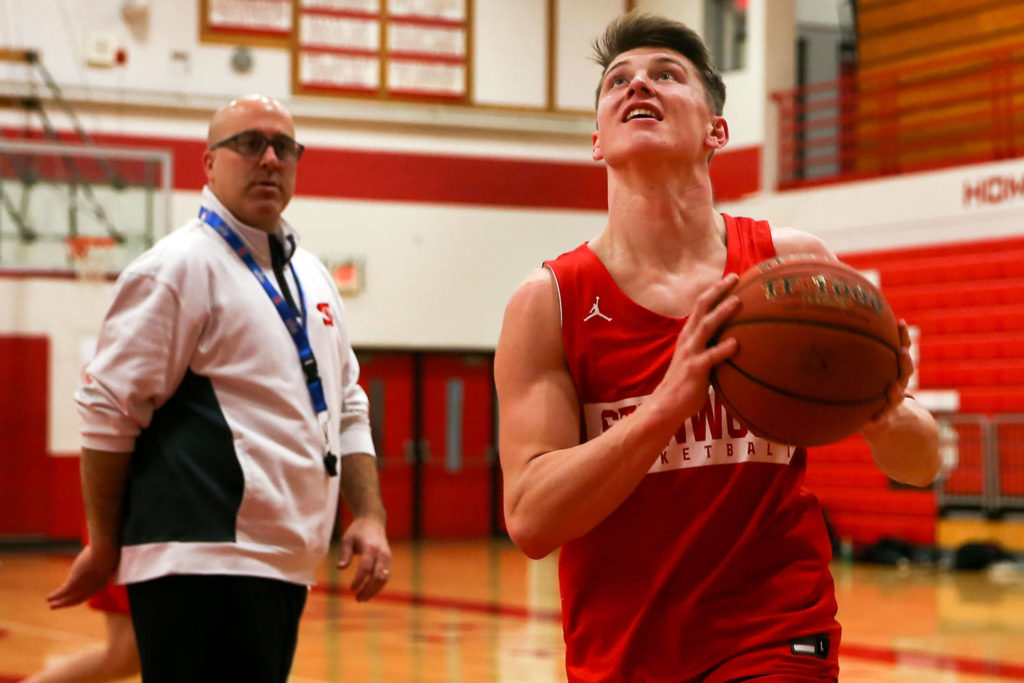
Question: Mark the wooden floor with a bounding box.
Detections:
[2,538,1024,682]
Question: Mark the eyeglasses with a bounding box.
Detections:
[209,130,305,162]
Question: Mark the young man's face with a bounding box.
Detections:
[592,47,726,166]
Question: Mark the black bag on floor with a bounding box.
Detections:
[953,542,1012,570]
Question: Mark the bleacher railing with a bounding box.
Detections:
[771,45,1024,189]
[936,414,1024,516]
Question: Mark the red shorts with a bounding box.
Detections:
[87,581,131,614]
[701,633,840,682]
[79,525,130,614]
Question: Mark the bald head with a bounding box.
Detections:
[207,94,295,146]
[203,94,299,232]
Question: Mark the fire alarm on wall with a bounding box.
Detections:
[85,32,118,68]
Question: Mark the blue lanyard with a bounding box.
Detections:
[199,207,328,418]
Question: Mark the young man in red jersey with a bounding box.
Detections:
[495,13,941,682]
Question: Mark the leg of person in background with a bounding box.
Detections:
[25,580,139,683]
[22,610,139,683]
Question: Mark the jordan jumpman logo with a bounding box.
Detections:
[584,296,612,322]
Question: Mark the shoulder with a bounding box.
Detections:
[105,222,221,312]
[495,267,567,392]
[498,268,561,356]
[770,226,836,259]
[503,267,560,324]
[125,220,216,277]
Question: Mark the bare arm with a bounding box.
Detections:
[337,452,391,602]
[859,323,941,486]
[47,448,132,608]
[495,268,740,559]
[773,228,941,487]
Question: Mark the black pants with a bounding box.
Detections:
[127,574,308,683]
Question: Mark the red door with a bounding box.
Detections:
[0,335,49,538]
[355,352,415,540]
[420,354,497,537]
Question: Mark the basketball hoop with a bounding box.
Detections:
[65,235,117,281]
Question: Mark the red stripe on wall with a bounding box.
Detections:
[300,148,608,209]
[2,127,760,207]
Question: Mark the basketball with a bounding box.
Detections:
[711,255,901,447]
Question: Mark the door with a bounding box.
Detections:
[420,354,496,537]
[355,351,415,540]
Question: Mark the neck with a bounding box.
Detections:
[206,187,281,234]
[236,212,280,234]
[597,164,723,269]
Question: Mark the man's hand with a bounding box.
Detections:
[337,515,391,602]
[46,542,119,609]
[859,320,941,486]
[655,272,740,423]
[865,320,914,428]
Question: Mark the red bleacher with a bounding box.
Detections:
[919,331,1024,361]
[883,280,1024,313]
[807,235,1024,548]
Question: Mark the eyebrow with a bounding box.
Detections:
[605,54,689,79]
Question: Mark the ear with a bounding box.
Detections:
[592,131,604,162]
[202,149,215,183]
[706,116,729,152]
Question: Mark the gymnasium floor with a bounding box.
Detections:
[2,538,1023,682]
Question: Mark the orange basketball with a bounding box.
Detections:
[711,255,901,447]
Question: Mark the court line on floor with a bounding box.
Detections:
[314,586,1024,680]
[842,643,1024,680]
[313,586,561,621]
[0,619,98,644]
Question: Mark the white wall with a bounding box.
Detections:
[0,278,116,454]
[554,0,625,111]
[634,0,702,28]
[0,1,292,100]
[165,190,605,351]
[473,0,549,108]
[5,0,1020,456]
[722,157,1024,254]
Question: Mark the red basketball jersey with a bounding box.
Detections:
[544,214,840,682]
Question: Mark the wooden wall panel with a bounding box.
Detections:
[852,0,1024,176]
[858,0,1024,71]
[859,0,1013,34]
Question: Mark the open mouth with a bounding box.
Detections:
[624,107,661,122]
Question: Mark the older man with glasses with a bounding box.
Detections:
[48,94,391,682]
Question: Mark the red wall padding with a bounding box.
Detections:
[0,335,84,541]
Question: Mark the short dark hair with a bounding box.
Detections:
[592,12,726,115]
